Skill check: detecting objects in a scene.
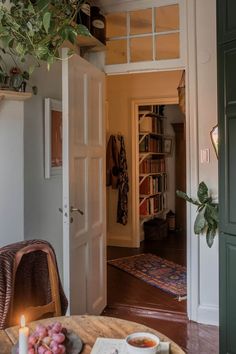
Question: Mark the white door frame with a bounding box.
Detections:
[105,0,218,325]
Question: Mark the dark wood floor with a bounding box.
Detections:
[107,231,187,314]
[104,232,219,353]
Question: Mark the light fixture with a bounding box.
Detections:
[210,125,218,158]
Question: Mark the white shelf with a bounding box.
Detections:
[0,90,32,101]
[77,34,106,52]
[139,152,165,164]
[139,172,166,177]
[138,106,167,226]
[139,192,162,204]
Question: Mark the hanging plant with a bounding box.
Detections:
[0,0,90,92]
[176,181,219,248]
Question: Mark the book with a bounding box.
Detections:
[90,338,170,354]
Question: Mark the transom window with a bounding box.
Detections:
[105,1,185,74]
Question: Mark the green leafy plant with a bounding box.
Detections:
[0,0,90,90]
[176,182,219,248]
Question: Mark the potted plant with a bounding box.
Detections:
[0,0,89,93]
[176,181,219,247]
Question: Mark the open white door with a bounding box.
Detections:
[62,49,106,315]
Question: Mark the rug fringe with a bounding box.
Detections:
[177,295,187,302]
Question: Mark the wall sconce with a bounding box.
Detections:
[210,125,218,158]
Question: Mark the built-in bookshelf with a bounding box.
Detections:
[138,105,167,220]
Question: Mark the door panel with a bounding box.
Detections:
[220,233,236,353]
[89,79,103,146]
[62,49,106,315]
[218,0,236,351]
[88,232,105,313]
[90,157,102,226]
[74,157,88,234]
[219,41,236,235]
[218,0,236,44]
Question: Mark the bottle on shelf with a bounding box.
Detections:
[90,6,106,45]
[77,1,91,32]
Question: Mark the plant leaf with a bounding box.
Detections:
[197,181,209,203]
[176,190,200,206]
[206,226,216,248]
[194,206,206,234]
[43,12,51,33]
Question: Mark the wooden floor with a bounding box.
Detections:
[107,231,187,314]
[104,232,219,353]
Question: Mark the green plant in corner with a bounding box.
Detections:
[176,181,219,248]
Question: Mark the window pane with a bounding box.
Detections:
[155,5,179,32]
[130,36,153,62]
[156,33,180,59]
[106,39,127,65]
[130,9,152,35]
[106,12,127,38]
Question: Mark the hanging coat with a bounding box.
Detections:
[117,135,129,225]
[106,135,119,189]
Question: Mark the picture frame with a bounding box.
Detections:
[164,137,173,155]
[44,98,62,179]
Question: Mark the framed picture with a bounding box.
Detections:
[44,98,62,179]
[164,137,173,155]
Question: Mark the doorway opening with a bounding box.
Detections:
[105,69,187,317]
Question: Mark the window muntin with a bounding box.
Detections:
[106,3,181,66]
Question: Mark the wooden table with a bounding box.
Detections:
[2,315,185,354]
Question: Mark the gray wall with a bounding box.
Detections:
[0,101,24,246]
[24,62,63,277]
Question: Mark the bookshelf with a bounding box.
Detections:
[138,105,167,219]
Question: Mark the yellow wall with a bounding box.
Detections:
[106,70,182,247]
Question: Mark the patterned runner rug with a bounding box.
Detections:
[108,253,187,300]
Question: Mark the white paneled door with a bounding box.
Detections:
[62,49,106,315]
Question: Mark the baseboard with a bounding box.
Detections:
[104,303,188,323]
[107,234,138,247]
[197,305,219,326]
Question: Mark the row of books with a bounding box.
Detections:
[139,115,163,134]
[139,194,164,216]
[139,135,163,153]
[139,158,165,174]
[139,174,167,195]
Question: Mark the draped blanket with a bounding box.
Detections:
[0,239,68,329]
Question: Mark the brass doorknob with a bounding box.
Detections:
[70,206,84,215]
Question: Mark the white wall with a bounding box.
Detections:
[24,62,63,277]
[0,101,24,246]
[187,0,219,325]
[164,105,184,213]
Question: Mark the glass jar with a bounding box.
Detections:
[91,6,106,45]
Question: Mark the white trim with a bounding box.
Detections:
[106,59,185,75]
[197,305,219,326]
[103,0,182,13]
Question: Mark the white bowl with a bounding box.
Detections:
[125,332,160,354]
